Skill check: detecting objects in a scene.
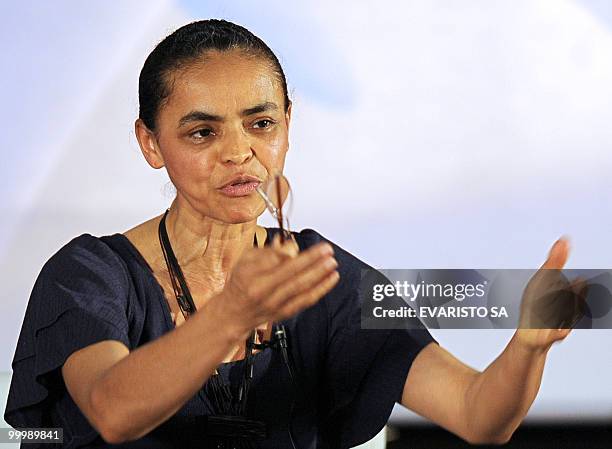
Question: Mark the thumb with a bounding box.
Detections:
[541,236,570,270]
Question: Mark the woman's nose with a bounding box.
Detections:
[220,129,254,165]
[223,148,253,165]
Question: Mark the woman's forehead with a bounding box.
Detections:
[163,52,284,118]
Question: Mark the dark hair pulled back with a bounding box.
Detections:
[138,19,290,131]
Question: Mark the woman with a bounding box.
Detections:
[4,19,581,449]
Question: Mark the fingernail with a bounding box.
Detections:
[320,243,334,255]
[557,236,571,247]
[324,257,338,269]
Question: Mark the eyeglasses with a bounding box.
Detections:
[256,172,293,243]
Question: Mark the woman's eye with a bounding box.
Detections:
[253,119,275,129]
[191,128,214,139]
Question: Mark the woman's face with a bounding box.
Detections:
[138,50,291,224]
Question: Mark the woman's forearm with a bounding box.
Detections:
[464,331,550,444]
[89,296,244,443]
[87,239,335,443]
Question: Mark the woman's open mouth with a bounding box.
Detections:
[218,175,262,197]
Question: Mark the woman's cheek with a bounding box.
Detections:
[188,157,217,193]
[257,135,288,173]
[166,150,216,193]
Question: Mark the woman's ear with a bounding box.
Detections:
[285,101,292,130]
[135,118,165,169]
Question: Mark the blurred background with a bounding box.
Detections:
[1,0,611,447]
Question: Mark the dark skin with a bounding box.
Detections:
[61,49,581,445]
[124,50,305,348]
[62,50,338,444]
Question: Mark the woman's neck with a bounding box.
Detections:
[162,199,262,275]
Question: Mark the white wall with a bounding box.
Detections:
[2,0,611,425]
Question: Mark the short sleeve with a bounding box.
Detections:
[3,234,131,445]
[318,237,437,449]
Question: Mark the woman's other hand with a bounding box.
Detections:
[516,237,588,351]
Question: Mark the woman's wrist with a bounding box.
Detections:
[512,330,553,357]
[199,292,252,346]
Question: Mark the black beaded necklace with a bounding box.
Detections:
[157,209,266,447]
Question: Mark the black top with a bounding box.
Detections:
[4,227,436,449]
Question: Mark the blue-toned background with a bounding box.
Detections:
[1,0,611,425]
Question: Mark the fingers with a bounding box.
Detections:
[521,269,590,331]
[265,250,338,308]
[271,233,299,258]
[541,237,570,270]
[238,233,300,274]
[222,239,339,329]
[569,277,588,298]
[276,270,340,319]
[562,276,589,329]
[557,328,572,338]
[261,241,335,287]
[242,242,334,308]
[239,246,284,273]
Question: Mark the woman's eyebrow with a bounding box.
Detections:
[178,110,223,127]
[178,111,223,128]
[177,102,279,128]
[241,101,278,116]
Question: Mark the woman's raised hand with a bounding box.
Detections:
[211,234,339,340]
[516,237,588,350]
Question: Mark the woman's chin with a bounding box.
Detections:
[200,197,266,224]
[219,208,263,224]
